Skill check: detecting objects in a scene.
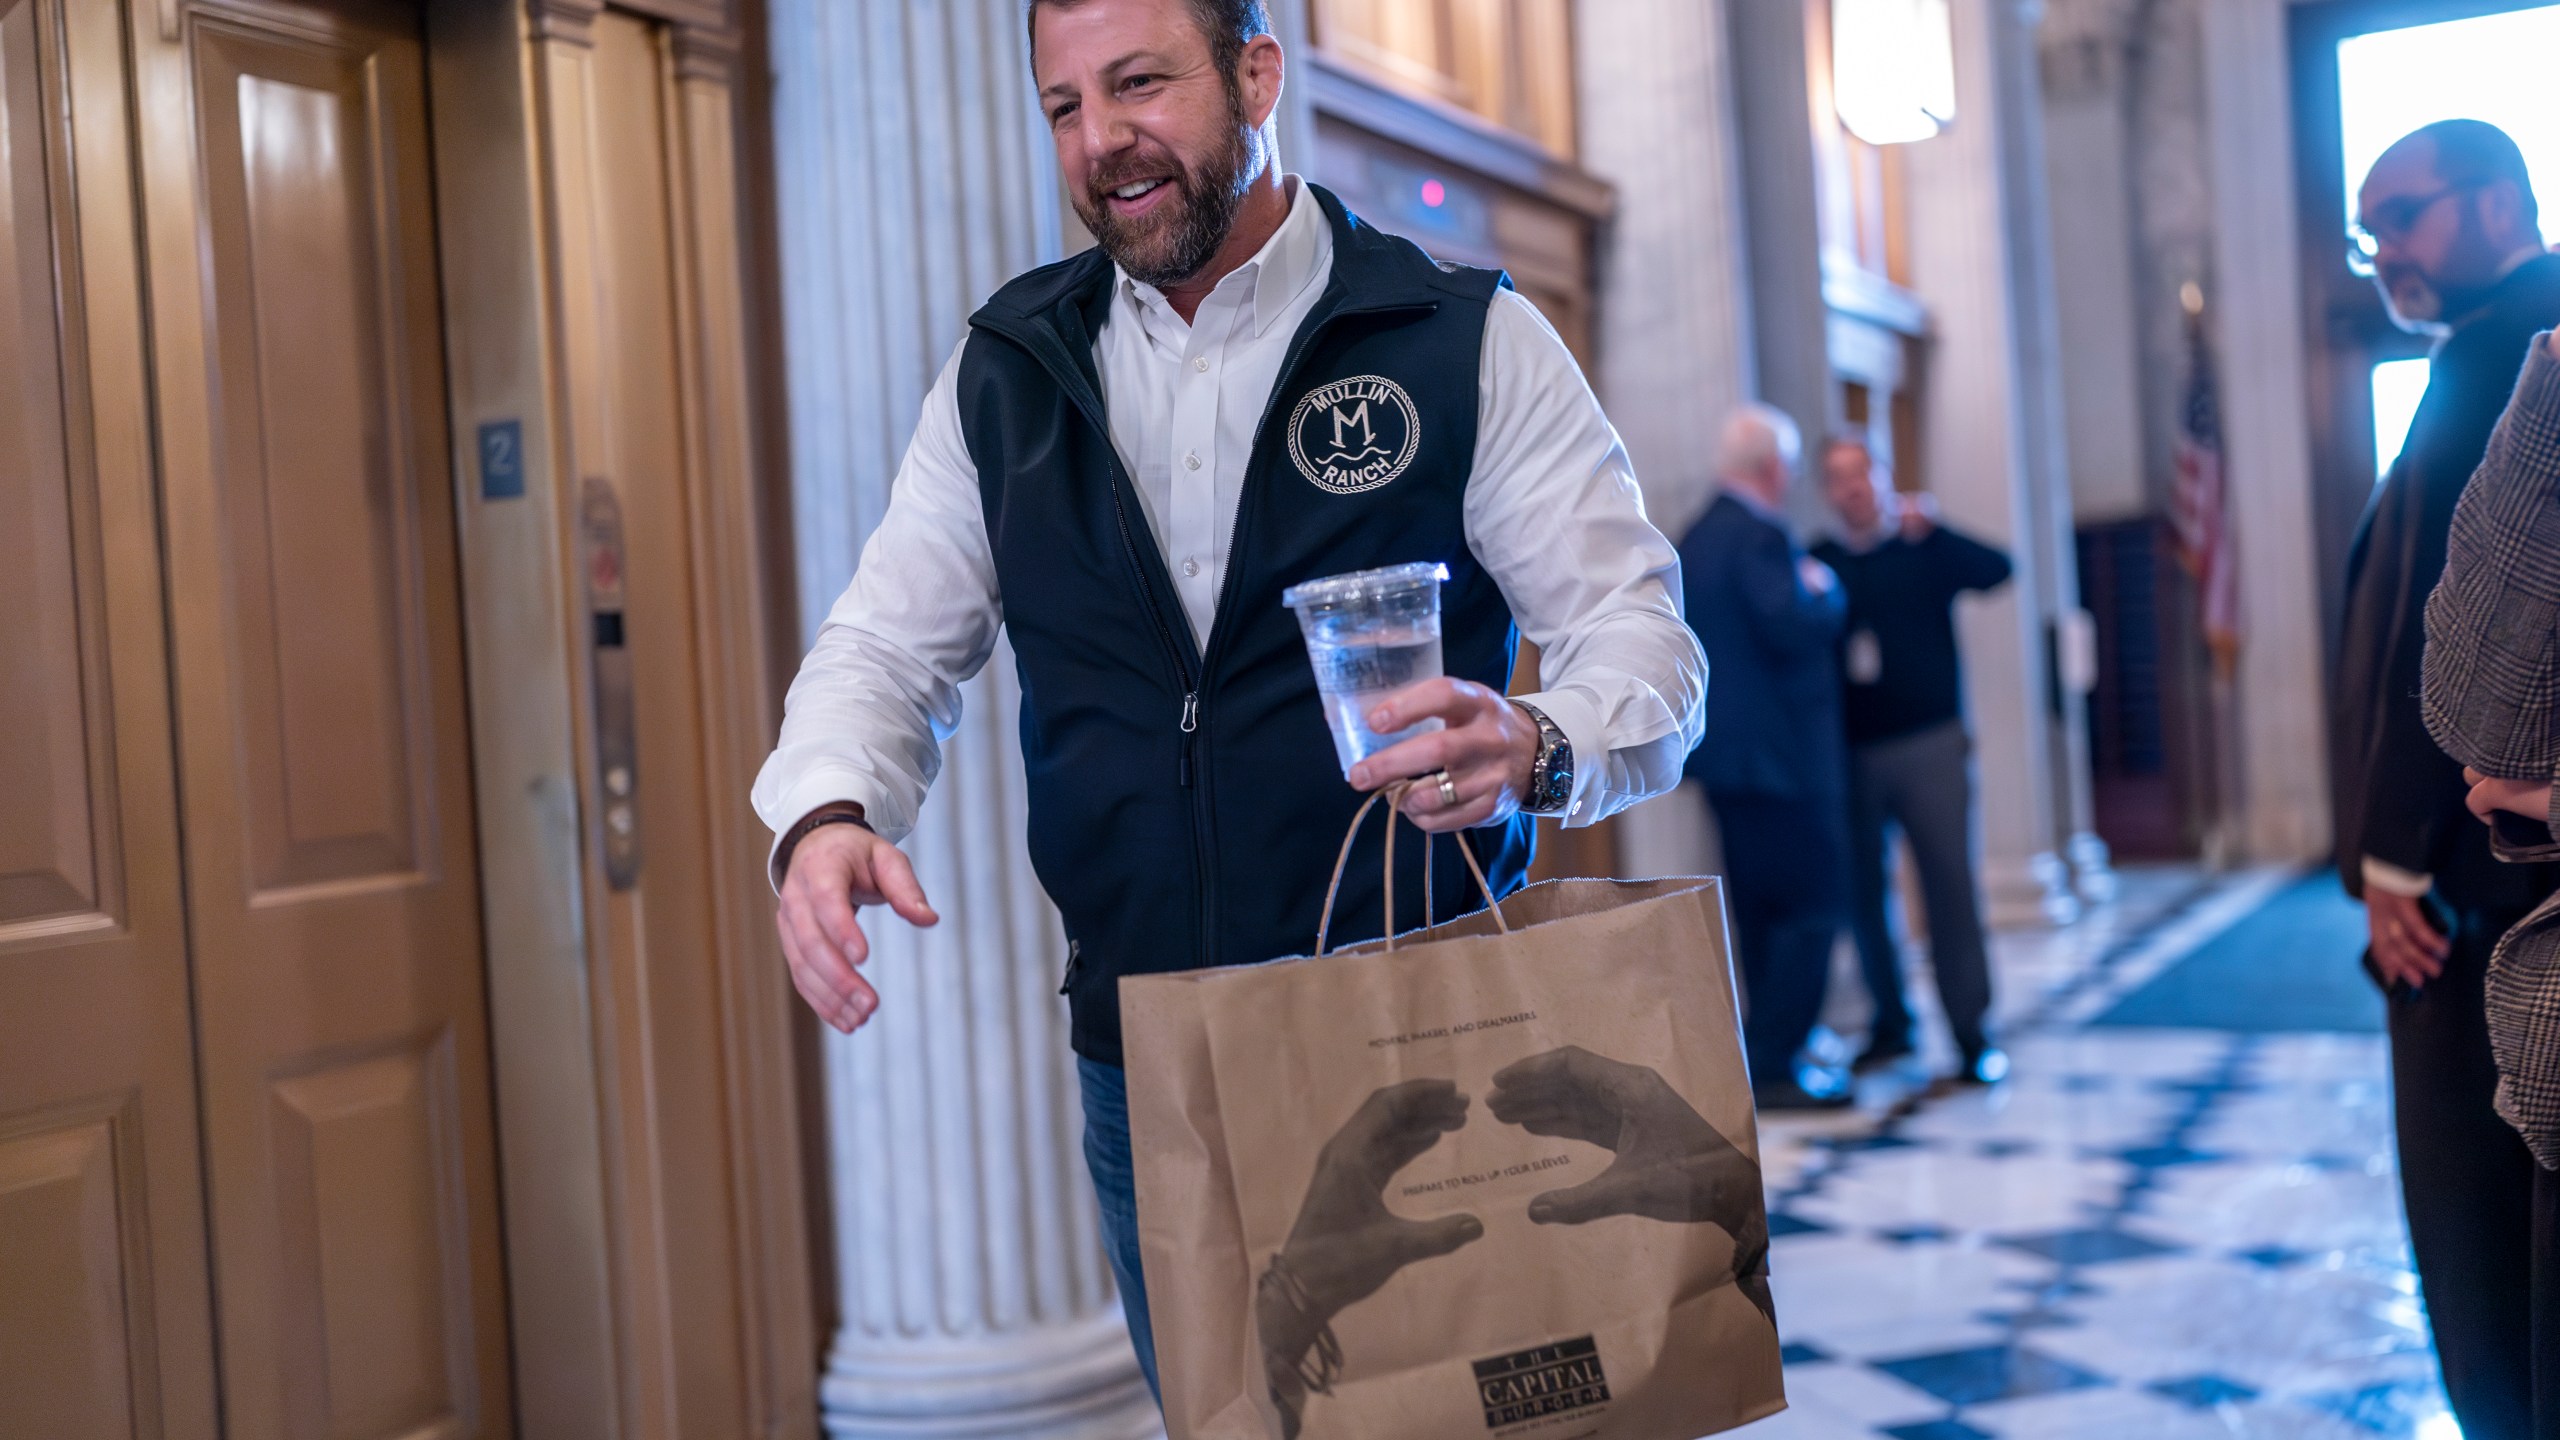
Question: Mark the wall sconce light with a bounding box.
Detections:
[1832,0,1957,145]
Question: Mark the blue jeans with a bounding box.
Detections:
[1078,1057,1162,1402]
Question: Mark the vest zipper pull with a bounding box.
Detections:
[1179,693,1198,787]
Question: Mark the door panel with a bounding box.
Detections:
[197,29,434,896]
[0,0,219,1430]
[0,1103,145,1437]
[0,0,110,928]
[268,1038,473,1440]
[147,0,513,1433]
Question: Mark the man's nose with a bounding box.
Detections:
[1073,102,1137,168]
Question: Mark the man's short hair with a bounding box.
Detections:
[1027,0,1271,78]
[2415,118,2539,228]
[1718,403,1802,480]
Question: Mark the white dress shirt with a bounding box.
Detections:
[755,179,1705,856]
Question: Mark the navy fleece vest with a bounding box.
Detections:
[956,186,1533,1065]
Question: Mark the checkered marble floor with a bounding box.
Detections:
[1743,870,2452,1440]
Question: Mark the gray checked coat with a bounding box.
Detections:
[2423,332,2560,1171]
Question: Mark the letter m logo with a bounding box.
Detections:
[1330,400,1372,451]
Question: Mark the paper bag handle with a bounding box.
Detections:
[1314,781,1511,958]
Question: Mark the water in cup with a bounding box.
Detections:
[1282,562,1450,776]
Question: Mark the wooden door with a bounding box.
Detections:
[130,0,516,1434]
[0,0,222,1431]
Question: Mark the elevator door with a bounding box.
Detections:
[147,0,518,1433]
[0,0,513,1433]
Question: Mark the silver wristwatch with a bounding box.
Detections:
[1512,701,1574,815]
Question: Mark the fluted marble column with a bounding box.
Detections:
[2038,7,2140,895]
[767,1,1159,1434]
[1987,0,2112,903]
[1571,0,1758,879]
[1904,0,2081,926]
[1724,0,1838,536]
[2202,0,2332,864]
[1572,0,1758,541]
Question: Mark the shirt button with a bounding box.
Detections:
[1193,356,1210,372]
[1182,558,1201,578]
[1184,452,1202,471]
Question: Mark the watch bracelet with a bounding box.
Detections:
[1512,700,1572,814]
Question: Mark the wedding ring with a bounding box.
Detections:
[1434,769,1457,807]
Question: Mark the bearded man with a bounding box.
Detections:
[2332,117,2560,1439]
[752,0,1705,1397]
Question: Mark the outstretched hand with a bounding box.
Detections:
[1489,1046,1773,1320]
[775,816,939,1033]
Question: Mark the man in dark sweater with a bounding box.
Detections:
[1810,437,2013,1085]
[2331,119,2560,1439]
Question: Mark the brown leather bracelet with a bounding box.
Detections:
[774,803,871,883]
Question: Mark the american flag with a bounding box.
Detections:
[2169,284,2241,674]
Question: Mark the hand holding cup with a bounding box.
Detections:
[1346,679,1540,832]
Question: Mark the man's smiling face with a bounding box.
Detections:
[1035,0,1269,288]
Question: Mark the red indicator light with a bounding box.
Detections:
[1420,178,1446,208]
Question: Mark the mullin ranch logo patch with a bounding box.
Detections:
[1288,375,1420,495]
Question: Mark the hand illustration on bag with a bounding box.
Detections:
[1257,1079,1486,1438]
[1489,1045,1775,1323]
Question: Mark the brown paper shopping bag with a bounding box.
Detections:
[1123,792,1786,1440]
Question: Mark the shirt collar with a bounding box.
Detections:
[2495,245,2546,284]
[1115,175,1328,339]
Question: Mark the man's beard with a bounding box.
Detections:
[2376,210,2506,334]
[2377,268,2455,335]
[1075,84,1261,290]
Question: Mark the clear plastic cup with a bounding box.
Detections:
[1281,562,1450,776]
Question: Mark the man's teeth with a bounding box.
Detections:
[1113,179,1165,200]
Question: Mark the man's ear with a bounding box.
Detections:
[1238,31,1285,130]
[2478,179,2533,247]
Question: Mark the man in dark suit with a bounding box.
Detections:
[1681,404,1852,1110]
[2332,118,2560,1439]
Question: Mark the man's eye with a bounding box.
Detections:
[1122,73,1156,93]
[1048,102,1078,127]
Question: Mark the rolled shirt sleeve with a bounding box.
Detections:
[752,343,1003,874]
[1464,289,1708,826]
